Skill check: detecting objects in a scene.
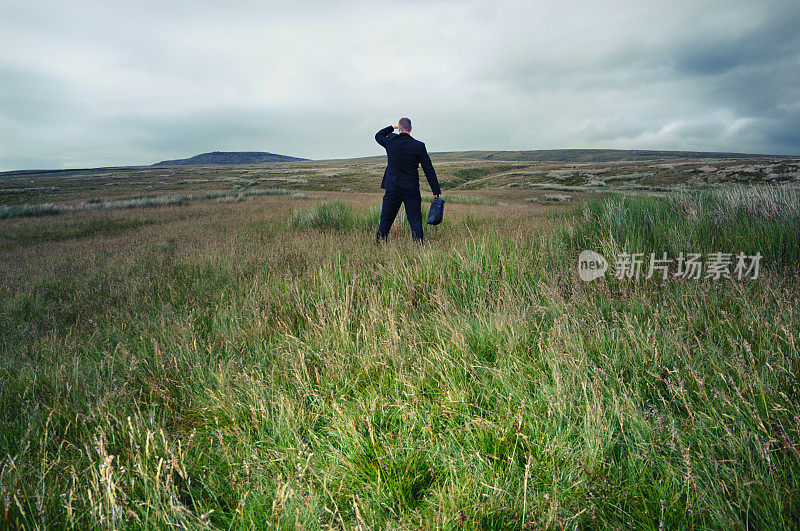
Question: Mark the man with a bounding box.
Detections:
[374,117,441,243]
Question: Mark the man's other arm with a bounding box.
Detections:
[420,144,441,196]
[375,125,395,147]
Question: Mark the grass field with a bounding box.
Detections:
[1,157,800,528]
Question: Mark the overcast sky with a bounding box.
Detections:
[1,0,799,170]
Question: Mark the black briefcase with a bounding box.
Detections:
[427,197,445,225]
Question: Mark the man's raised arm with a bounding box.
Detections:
[420,144,441,196]
[375,125,395,147]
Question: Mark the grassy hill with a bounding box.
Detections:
[153,151,308,166]
[430,148,796,162]
[1,156,799,527]
[2,153,798,212]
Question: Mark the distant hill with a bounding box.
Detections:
[428,149,793,163]
[153,151,308,166]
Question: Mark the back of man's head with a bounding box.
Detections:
[398,117,412,132]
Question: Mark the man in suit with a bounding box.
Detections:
[374,117,441,243]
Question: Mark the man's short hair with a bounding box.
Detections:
[398,117,411,131]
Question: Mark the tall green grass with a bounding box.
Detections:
[1,188,798,528]
[289,200,376,231]
[567,186,800,270]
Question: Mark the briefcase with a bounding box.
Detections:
[427,197,445,225]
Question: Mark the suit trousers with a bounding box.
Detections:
[376,189,423,243]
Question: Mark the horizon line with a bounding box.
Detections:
[2,147,799,174]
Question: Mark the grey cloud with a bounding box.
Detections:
[670,7,800,77]
[0,0,798,171]
[0,67,73,125]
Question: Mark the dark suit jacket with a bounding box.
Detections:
[375,125,441,196]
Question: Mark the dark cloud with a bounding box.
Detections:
[670,6,800,77]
